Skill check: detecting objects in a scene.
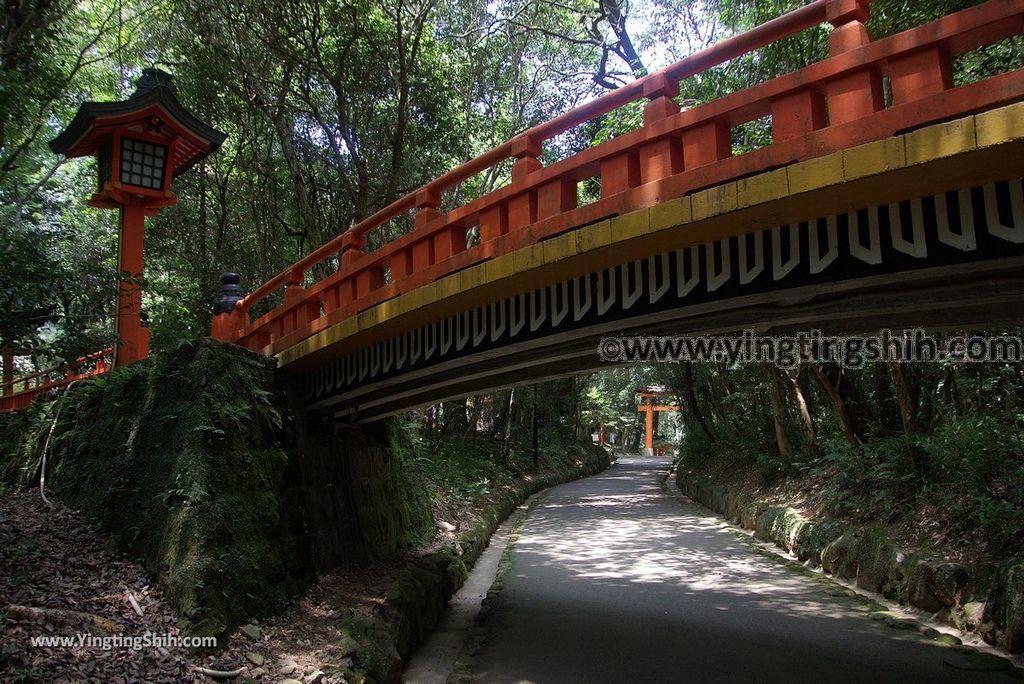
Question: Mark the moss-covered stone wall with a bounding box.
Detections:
[0,404,41,488]
[676,466,1024,655]
[1,340,309,637]
[0,340,446,639]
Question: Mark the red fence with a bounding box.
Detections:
[206,0,1022,357]
[0,348,114,413]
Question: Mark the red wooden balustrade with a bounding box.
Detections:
[208,0,1021,357]
[0,348,114,413]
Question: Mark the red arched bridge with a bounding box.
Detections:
[4,0,1024,419]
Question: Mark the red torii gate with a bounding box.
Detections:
[637,389,680,453]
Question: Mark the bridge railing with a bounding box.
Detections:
[213,0,1024,355]
[0,347,114,413]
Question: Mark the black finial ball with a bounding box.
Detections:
[132,68,176,98]
[214,272,243,314]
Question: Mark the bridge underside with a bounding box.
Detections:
[329,258,1024,423]
[278,107,1024,423]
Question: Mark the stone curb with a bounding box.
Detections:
[673,466,1024,659]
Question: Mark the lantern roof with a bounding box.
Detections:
[49,68,226,177]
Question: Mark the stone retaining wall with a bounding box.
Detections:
[676,468,1024,655]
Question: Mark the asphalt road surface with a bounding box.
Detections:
[461,455,1018,684]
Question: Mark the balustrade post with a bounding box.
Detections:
[825,0,883,125]
[600,152,641,198]
[414,187,461,267]
[681,119,731,169]
[479,203,509,245]
[888,47,953,105]
[2,347,12,396]
[339,230,366,270]
[434,225,468,262]
[508,136,542,232]
[771,89,827,142]
[339,229,382,300]
[827,0,872,54]
[282,269,321,333]
[415,187,442,230]
[283,269,304,302]
[638,74,684,184]
[211,272,247,342]
[537,177,577,221]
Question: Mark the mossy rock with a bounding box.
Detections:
[906,559,943,612]
[821,528,861,579]
[793,521,818,563]
[755,505,805,553]
[852,525,897,593]
[797,519,843,567]
[818,525,898,592]
[423,549,467,602]
[900,560,968,612]
[983,557,1024,654]
[382,560,448,657]
[753,505,782,542]
[931,563,970,607]
[959,601,987,631]
[724,489,754,524]
[342,616,401,684]
[868,610,918,631]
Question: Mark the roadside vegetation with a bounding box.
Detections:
[660,349,1024,563]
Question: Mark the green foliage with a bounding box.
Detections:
[803,411,1024,554]
[681,351,1024,559]
[923,414,1024,552]
[927,414,1013,487]
[0,407,46,492]
[394,380,605,525]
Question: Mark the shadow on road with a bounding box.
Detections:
[463,456,1015,684]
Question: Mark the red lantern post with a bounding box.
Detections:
[49,69,226,367]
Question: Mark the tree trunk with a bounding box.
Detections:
[501,388,516,458]
[786,367,816,454]
[888,362,927,474]
[680,362,711,438]
[811,364,861,451]
[888,363,920,436]
[765,364,793,457]
[531,385,539,469]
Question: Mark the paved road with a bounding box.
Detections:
[463,456,1016,683]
